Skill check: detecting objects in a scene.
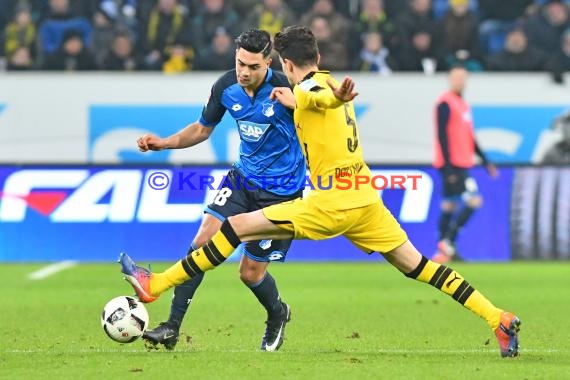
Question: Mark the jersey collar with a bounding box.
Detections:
[298,70,330,84]
[265,68,273,83]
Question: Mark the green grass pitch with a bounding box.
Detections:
[2,262,569,379]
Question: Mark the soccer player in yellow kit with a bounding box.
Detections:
[120,26,521,357]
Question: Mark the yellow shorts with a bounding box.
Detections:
[262,196,408,254]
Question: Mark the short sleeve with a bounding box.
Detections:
[199,77,227,127]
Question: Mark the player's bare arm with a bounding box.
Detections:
[137,133,164,152]
[137,121,214,152]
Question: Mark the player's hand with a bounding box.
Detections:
[137,133,166,152]
[327,76,359,102]
[485,163,499,178]
[270,87,296,109]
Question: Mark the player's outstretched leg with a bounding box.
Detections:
[118,221,242,300]
[385,242,521,357]
[406,255,520,357]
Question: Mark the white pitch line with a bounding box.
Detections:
[27,261,78,280]
[2,348,565,354]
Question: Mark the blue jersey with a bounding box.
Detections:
[199,68,305,196]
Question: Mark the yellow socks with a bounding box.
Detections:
[150,260,187,296]
[150,220,241,296]
[406,256,502,330]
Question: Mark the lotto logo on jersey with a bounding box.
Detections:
[238,121,270,142]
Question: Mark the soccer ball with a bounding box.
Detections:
[101,296,149,343]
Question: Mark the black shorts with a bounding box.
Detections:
[205,169,302,262]
[440,167,479,200]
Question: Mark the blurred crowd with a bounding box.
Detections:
[0,0,569,78]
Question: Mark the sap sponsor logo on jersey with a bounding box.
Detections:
[0,167,433,224]
[238,121,270,142]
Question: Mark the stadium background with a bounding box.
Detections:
[0,0,569,263]
[2,4,570,379]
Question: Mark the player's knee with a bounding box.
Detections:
[441,201,457,212]
[239,270,255,284]
[239,265,265,284]
[193,215,223,247]
[466,196,482,209]
[191,236,208,249]
[192,227,216,247]
[239,257,266,283]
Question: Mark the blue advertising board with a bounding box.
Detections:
[473,105,567,163]
[0,165,521,262]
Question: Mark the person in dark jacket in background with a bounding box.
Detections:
[485,26,547,71]
[542,110,570,164]
[42,28,96,70]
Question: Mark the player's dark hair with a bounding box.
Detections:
[274,26,319,67]
[235,29,272,58]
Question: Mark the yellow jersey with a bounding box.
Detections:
[293,71,378,210]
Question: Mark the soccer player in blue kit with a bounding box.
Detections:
[136,29,305,352]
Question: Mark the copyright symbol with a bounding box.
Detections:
[147,172,170,190]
